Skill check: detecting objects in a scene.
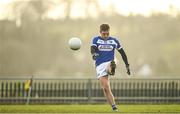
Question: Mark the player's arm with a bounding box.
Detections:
[118,48,130,75]
[91,45,99,60]
[118,48,129,66]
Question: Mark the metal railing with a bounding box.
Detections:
[0,77,180,104]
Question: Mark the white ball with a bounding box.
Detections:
[68,37,81,50]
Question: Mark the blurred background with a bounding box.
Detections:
[0,0,180,78]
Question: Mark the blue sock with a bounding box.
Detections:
[112,104,117,109]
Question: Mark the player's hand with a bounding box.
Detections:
[92,53,99,60]
[126,64,131,75]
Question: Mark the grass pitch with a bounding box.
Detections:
[0,104,180,113]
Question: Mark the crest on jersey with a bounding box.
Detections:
[107,40,117,46]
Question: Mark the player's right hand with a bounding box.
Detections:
[92,53,99,60]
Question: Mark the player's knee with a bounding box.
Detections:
[102,84,110,93]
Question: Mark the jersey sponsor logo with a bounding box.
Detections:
[98,45,113,51]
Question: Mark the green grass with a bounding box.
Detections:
[0,104,180,113]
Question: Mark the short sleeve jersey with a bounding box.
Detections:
[91,36,122,67]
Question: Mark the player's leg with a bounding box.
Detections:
[99,76,113,104]
[96,61,118,111]
[99,76,118,111]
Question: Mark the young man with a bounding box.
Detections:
[91,24,130,111]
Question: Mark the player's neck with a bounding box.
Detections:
[100,36,109,40]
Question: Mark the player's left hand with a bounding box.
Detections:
[126,64,131,75]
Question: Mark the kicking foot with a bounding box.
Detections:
[110,60,116,75]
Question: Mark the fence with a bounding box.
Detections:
[0,77,180,104]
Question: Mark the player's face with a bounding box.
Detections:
[100,30,109,39]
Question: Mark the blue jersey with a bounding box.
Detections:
[91,36,122,66]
